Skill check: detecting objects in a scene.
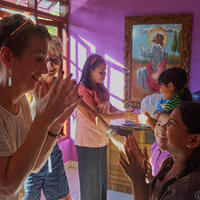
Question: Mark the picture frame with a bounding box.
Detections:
[124,14,192,108]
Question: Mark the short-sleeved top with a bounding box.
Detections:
[0,96,32,200]
[163,94,182,111]
[150,142,171,176]
[150,157,200,200]
[156,98,169,113]
[75,82,109,148]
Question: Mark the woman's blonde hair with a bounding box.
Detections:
[48,35,62,57]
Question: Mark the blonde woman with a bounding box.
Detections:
[24,36,72,200]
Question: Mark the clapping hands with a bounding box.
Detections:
[119,134,149,183]
[36,72,81,127]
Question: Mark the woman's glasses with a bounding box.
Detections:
[46,56,61,65]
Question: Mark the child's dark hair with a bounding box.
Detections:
[0,14,50,57]
[157,101,200,199]
[158,67,192,101]
[80,54,106,91]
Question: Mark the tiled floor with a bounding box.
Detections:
[65,164,133,200]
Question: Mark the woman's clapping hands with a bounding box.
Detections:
[119,134,149,183]
[36,72,81,127]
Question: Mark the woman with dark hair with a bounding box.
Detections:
[0,14,79,200]
[120,101,200,200]
[75,54,137,200]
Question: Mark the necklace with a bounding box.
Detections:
[169,169,182,182]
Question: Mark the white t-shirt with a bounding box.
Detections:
[0,96,32,200]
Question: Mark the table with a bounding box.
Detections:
[107,119,155,194]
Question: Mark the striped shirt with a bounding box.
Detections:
[163,94,183,111]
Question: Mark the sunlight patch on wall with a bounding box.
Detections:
[103,64,108,88]
[105,54,124,68]
[110,68,124,99]
[80,36,96,53]
[78,42,87,70]
[70,63,76,79]
[70,36,76,63]
[110,96,124,111]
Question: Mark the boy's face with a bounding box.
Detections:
[159,83,174,100]
[154,113,169,150]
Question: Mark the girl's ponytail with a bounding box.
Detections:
[180,87,192,101]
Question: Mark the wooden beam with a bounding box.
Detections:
[0,0,67,23]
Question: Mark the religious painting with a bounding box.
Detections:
[124,14,192,108]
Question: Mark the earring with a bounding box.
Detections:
[8,72,12,86]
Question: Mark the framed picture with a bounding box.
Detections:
[124,14,192,108]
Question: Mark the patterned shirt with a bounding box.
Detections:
[163,94,183,111]
[156,98,169,113]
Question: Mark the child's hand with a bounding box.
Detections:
[144,112,157,130]
[144,112,151,124]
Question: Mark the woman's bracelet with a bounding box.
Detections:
[48,131,64,138]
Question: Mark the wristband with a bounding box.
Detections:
[48,131,64,138]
